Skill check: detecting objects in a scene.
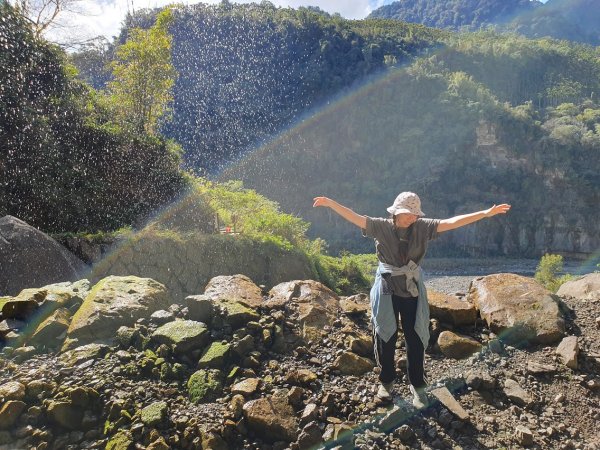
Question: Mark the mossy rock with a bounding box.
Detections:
[187,369,222,404]
[140,401,168,427]
[152,320,209,354]
[105,430,133,450]
[198,342,231,369]
[221,300,259,329]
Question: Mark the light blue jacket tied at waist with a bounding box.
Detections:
[370,261,430,350]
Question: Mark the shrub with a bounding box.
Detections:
[535,253,573,292]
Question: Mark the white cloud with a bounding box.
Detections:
[42,0,386,45]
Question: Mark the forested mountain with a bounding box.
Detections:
[368,0,541,31]
[369,0,600,45]
[36,3,600,256]
[116,4,443,172]
[509,0,600,45]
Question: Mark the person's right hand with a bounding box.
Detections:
[313,197,331,208]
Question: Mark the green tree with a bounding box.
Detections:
[108,7,177,134]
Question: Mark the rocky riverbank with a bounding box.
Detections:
[0,273,598,450]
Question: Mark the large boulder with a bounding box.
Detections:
[467,274,565,346]
[557,273,600,301]
[243,389,299,442]
[64,276,170,349]
[428,290,478,326]
[266,280,340,341]
[151,320,209,355]
[203,275,264,308]
[201,275,261,329]
[0,216,87,296]
[28,307,71,348]
[1,280,89,347]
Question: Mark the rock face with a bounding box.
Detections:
[65,276,170,349]
[0,216,87,296]
[87,233,314,303]
[468,274,565,345]
[557,273,600,301]
[428,290,478,326]
[333,351,374,375]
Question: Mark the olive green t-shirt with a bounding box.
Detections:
[363,217,441,297]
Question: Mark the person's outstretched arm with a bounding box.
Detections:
[313,197,367,229]
[437,204,511,233]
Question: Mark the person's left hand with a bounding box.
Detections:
[484,204,511,217]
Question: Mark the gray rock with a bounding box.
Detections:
[0,216,86,296]
[557,273,600,301]
[46,400,83,430]
[140,401,168,427]
[151,320,209,355]
[150,310,174,325]
[185,294,214,323]
[204,274,264,308]
[556,336,579,369]
[515,425,534,446]
[504,379,534,407]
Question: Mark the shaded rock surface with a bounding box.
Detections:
[0,216,87,296]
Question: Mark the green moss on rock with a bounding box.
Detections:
[198,342,230,369]
[105,430,133,450]
[187,369,222,404]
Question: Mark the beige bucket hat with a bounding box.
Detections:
[386,192,425,216]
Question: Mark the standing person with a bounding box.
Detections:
[313,192,510,407]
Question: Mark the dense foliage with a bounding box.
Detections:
[0,3,186,232]
[222,27,600,255]
[368,0,540,31]
[368,0,600,45]
[114,3,444,172]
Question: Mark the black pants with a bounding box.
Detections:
[374,294,426,388]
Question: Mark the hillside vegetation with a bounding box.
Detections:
[5,2,600,259]
[369,0,600,45]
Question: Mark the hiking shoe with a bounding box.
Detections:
[377,382,394,400]
[410,385,429,408]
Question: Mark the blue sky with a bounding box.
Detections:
[39,0,546,45]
